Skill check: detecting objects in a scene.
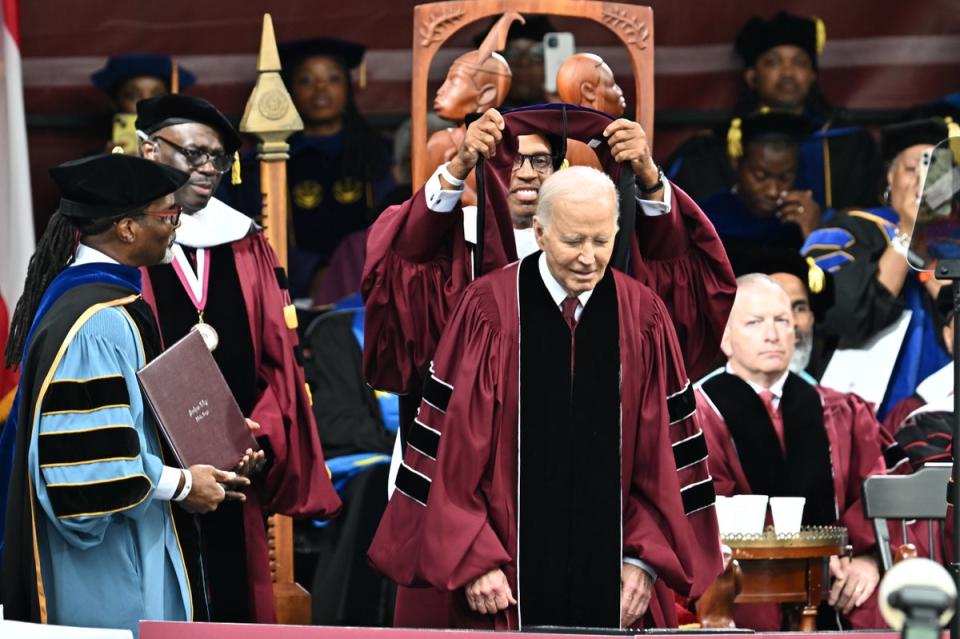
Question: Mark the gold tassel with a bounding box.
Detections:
[727,117,743,159]
[806,257,825,294]
[283,304,299,330]
[945,117,960,164]
[171,60,179,94]
[231,151,242,185]
[559,158,570,170]
[111,145,125,154]
[359,60,367,90]
[304,383,313,406]
[814,17,827,55]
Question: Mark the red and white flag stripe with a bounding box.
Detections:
[0,0,34,311]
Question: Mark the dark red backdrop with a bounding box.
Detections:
[19,0,960,231]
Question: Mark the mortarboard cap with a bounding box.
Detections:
[50,154,189,220]
[880,117,953,164]
[136,94,242,154]
[91,53,196,97]
[729,245,834,321]
[279,37,365,72]
[727,109,813,159]
[735,11,825,69]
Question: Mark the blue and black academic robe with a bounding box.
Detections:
[665,115,879,212]
[699,189,806,253]
[0,264,191,635]
[802,207,950,418]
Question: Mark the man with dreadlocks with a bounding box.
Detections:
[0,154,249,635]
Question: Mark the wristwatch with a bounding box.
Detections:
[890,227,911,258]
[637,165,665,195]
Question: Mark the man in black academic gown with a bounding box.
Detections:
[665,10,878,211]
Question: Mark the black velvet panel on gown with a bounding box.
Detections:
[518,256,622,628]
[147,244,258,622]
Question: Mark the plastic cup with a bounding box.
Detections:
[732,494,769,534]
[714,495,735,535]
[769,496,805,534]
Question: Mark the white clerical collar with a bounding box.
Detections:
[537,252,593,311]
[72,243,119,267]
[726,362,789,400]
[174,197,255,248]
[916,361,954,404]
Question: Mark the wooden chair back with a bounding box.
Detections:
[410,0,655,188]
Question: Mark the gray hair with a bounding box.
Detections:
[534,165,619,228]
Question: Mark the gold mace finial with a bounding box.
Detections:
[239,12,303,160]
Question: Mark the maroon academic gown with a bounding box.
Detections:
[363,106,735,399]
[697,379,887,630]
[141,229,342,622]
[363,106,734,629]
[368,257,723,630]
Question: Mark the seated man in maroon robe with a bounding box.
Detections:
[134,94,342,623]
[369,166,723,630]
[696,274,888,629]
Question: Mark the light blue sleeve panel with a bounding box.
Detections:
[28,306,165,550]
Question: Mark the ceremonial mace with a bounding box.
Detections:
[239,13,310,624]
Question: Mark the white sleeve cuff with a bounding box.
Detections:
[637,179,673,217]
[623,556,658,583]
[424,163,465,213]
[155,465,183,501]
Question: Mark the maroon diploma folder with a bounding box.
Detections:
[137,330,258,470]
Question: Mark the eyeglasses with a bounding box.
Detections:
[151,136,233,173]
[512,153,554,173]
[142,205,182,226]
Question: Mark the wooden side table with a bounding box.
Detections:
[724,526,849,631]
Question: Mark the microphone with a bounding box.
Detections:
[879,558,956,639]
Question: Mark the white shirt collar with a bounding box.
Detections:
[72,243,119,267]
[726,362,789,400]
[175,197,255,248]
[537,252,593,317]
[916,361,954,404]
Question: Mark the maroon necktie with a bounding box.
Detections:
[758,389,785,452]
[561,297,579,331]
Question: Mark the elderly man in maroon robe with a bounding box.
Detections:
[369,165,723,630]
[364,103,734,627]
[134,94,342,623]
[696,274,888,630]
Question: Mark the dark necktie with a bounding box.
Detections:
[561,296,579,331]
[759,389,785,452]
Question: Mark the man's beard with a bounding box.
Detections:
[160,246,175,265]
[789,330,813,374]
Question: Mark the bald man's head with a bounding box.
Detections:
[722,274,796,387]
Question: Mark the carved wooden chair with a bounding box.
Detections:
[410,0,656,189]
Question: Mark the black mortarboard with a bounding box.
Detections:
[727,109,813,158]
[279,37,365,73]
[728,245,834,321]
[135,94,242,153]
[91,53,195,96]
[881,117,953,164]
[735,11,824,69]
[50,154,189,220]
